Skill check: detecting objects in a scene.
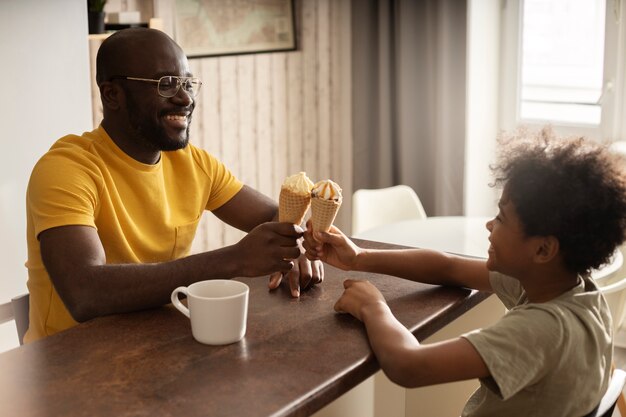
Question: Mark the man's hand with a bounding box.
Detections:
[234,222,303,277]
[268,239,324,297]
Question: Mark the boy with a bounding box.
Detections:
[304,129,626,416]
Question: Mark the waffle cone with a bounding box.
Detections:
[279,188,311,225]
[310,197,341,233]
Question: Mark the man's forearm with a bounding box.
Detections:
[58,244,248,322]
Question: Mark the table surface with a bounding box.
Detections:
[356,216,623,280]
[355,216,491,259]
[0,240,488,417]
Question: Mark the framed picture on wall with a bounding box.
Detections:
[174,0,296,58]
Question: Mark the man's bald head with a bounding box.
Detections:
[96,28,185,86]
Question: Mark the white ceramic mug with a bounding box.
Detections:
[171,280,249,345]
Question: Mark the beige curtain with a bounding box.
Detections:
[352,0,467,216]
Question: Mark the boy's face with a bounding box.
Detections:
[486,194,539,277]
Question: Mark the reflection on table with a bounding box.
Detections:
[355,216,491,258]
[0,240,488,417]
[354,216,623,280]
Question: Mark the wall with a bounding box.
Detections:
[464,0,501,217]
[0,0,93,302]
[189,0,352,251]
[0,0,93,351]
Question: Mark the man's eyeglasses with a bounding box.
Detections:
[110,75,202,98]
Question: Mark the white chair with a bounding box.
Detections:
[583,368,626,417]
[352,185,427,235]
[11,294,29,345]
[603,144,626,345]
[594,246,626,339]
[0,293,29,347]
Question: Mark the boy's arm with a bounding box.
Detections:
[335,279,490,387]
[355,248,491,291]
[364,301,490,387]
[305,225,492,292]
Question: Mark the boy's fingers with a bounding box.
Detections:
[314,231,327,241]
[314,230,339,245]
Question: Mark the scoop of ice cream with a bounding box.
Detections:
[311,179,342,202]
[282,172,314,196]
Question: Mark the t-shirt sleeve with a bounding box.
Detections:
[489,271,524,309]
[195,150,243,211]
[27,154,99,237]
[461,305,565,400]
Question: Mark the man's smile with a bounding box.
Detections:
[163,112,191,130]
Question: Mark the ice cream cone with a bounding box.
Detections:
[310,179,342,233]
[279,188,311,225]
[310,197,342,233]
[278,172,314,225]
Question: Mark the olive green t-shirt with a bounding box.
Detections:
[461,272,612,417]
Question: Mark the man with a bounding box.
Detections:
[25,28,322,343]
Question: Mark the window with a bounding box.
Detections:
[520,0,606,125]
[500,0,626,140]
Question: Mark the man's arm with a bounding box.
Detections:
[212,185,278,231]
[40,221,302,323]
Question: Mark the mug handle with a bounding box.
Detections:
[171,286,190,318]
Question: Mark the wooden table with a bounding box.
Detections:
[355,216,491,258]
[0,240,488,417]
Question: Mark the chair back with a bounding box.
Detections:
[595,245,626,334]
[0,301,13,325]
[352,185,427,235]
[584,368,626,417]
[11,293,29,346]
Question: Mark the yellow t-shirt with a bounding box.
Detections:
[25,126,243,342]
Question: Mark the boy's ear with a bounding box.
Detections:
[533,236,560,263]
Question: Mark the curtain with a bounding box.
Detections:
[352,0,467,216]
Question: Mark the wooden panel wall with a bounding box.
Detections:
[89,0,352,253]
[188,0,352,253]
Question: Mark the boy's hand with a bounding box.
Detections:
[302,221,361,271]
[334,279,387,322]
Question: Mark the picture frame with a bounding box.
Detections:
[174,0,297,58]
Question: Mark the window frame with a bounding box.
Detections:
[499,0,626,141]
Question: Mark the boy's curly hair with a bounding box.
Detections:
[491,127,626,275]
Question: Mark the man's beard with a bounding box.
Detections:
[126,93,191,152]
